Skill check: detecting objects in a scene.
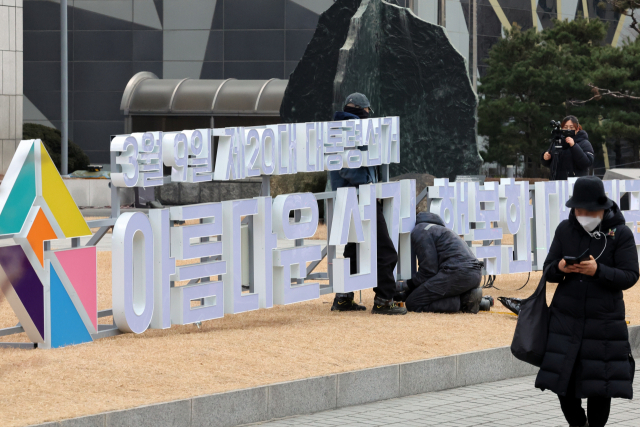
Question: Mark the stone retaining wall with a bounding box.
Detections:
[32,325,640,427]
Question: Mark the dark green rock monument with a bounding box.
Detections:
[280,0,481,179]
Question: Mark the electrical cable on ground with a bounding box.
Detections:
[482,275,498,290]
[482,272,531,291]
[515,272,531,291]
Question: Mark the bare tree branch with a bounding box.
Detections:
[568,84,640,105]
[605,0,640,36]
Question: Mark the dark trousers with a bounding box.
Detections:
[405,286,461,313]
[558,369,611,427]
[342,201,397,300]
[405,268,481,313]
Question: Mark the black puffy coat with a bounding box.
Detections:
[541,130,594,180]
[535,204,639,399]
[411,212,483,295]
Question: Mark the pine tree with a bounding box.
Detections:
[572,38,640,168]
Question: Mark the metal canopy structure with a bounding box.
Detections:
[121,72,288,117]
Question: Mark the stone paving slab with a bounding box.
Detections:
[251,374,640,427]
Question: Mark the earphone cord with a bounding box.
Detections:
[590,224,607,261]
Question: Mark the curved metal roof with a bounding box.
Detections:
[120,72,288,116]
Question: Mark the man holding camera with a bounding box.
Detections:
[541,115,594,180]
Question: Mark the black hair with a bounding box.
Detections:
[562,115,582,131]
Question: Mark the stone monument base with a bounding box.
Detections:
[155,178,263,206]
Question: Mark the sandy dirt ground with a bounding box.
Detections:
[1,230,640,426]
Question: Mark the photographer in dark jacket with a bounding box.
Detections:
[395,212,485,313]
[536,176,638,427]
[329,92,406,315]
[541,116,594,180]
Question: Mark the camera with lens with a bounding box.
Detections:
[550,120,576,149]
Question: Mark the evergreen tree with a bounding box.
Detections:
[572,38,640,168]
[22,123,90,173]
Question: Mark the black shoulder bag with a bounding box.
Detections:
[510,266,551,367]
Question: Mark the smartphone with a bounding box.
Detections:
[564,249,590,266]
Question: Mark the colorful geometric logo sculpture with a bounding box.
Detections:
[0,140,96,348]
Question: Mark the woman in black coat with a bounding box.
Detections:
[541,115,595,180]
[536,176,639,427]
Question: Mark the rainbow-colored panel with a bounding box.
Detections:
[0,140,96,348]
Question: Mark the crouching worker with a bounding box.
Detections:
[396,212,485,313]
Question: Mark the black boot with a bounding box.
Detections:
[479,295,493,311]
[393,290,409,302]
[497,297,522,315]
[460,287,483,314]
[393,279,414,302]
[483,295,494,307]
[331,293,366,312]
[396,279,412,292]
[371,296,407,315]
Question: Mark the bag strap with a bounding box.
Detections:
[525,264,553,302]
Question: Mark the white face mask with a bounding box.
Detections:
[577,215,602,233]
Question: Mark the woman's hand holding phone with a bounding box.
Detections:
[559,258,580,274]
[559,256,597,276]
[575,255,597,276]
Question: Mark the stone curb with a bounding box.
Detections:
[31,325,640,427]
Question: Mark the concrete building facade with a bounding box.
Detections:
[0,0,23,174]
[19,0,638,167]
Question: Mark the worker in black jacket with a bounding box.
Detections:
[329,92,406,315]
[541,115,594,180]
[536,176,639,427]
[396,212,485,313]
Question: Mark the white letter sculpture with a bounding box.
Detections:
[169,203,226,324]
[272,193,321,304]
[112,212,154,333]
[331,185,377,293]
